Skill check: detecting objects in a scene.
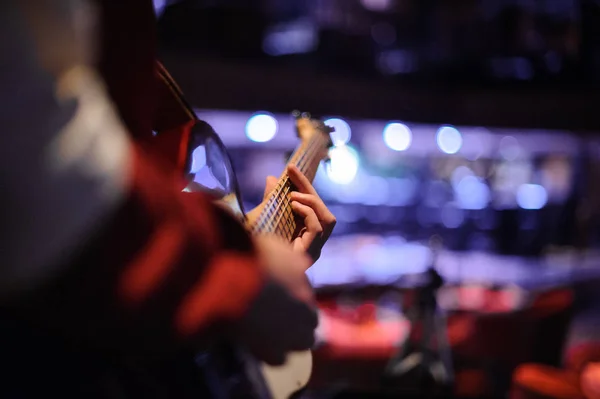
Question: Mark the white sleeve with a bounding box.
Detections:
[0,1,132,297]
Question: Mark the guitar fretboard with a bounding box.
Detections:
[250,127,330,241]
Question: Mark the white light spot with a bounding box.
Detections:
[455,176,490,210]
[326,145,359,184]
[517,184,548,210]
[324,118,351,146]
[436,126,463,154]
[245,113,278,143]
[383,122,412,151]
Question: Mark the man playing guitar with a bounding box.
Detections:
[0,0,335,397]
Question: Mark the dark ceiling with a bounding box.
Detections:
[157,0,600,131]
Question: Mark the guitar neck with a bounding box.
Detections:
[250,133,328,241]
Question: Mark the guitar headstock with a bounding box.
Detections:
[292,110,334,149]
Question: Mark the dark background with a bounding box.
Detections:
[157,0,600,131]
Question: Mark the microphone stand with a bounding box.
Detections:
[382,237,454,396]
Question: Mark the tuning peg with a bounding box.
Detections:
[292,110,302,119]
[301,112,311,119]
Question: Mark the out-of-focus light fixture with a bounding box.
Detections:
[455,176,490,210]
[245,113,278,143]
[383,122,412,151]
[325,118,351,146]
[326,145,359,184]
[436,125,463,154]
[517,184,548,210]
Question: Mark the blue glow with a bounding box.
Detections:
[262,20,318,56]
[499,136,521,161]
[153,0,167,15]
[455,176,490,210]
[377,49,416,75]
[361,0,393,11]
[516,184,548,210]
[425,180,452,208]
[326,145,359,184]
[324,118,351,146]
[245,113,278,143]
[441,204,465,229]
[383,122,412,151]
[436,126,463,154]
[363,176,390,206]
[450,166,474,188]
[386,177,417,206]
[190,146,206,174]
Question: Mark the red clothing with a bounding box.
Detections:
[8,0,265,356]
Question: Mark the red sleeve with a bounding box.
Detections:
[12,145,265,356]
[9,0,267,355]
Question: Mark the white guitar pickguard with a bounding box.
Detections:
[261,351,313,399]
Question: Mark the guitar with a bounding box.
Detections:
[182,112,333,398]
[151,62,333,398]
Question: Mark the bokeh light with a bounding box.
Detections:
[436,126,463,154]
[245,113,278,143]
[325,118,352,146]
[455,176,491,210]
[383,122,412,151]
[516,184,548,210]
[326,145,360,184]
[499,136,521,161]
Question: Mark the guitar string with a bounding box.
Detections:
[255,135,320,236]
[255,131,321,234]
[266,133,322,232]
[253,132,325,235]
[268,128,326,235]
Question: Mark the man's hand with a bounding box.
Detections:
[234,235,317,366]
[287,165,336,261]
[249,165,336,263]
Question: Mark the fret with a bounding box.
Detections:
[284,224,293,241]
[269,185,293,234]
[251,118,331,242]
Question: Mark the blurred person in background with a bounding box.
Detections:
[0,0,334,397]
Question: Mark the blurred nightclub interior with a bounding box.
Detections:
[156,0,600,397]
